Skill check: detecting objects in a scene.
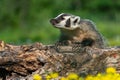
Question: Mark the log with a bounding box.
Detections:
[0,40,120,79]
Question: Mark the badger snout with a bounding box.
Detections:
[50,19,59,25]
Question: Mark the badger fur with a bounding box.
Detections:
[50,13,105,48]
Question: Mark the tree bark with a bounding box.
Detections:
[0,40,120,79]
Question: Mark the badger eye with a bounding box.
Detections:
[61,17,64,20]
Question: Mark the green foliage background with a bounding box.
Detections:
[0,0,120,46]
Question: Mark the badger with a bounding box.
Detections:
[50,13,105,48]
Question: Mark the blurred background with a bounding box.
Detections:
[0,0,120,46]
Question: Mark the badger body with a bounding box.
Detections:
[50,13,105,48]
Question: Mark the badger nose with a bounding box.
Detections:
[50,19,58,25]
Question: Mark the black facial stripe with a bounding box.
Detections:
[73,18,78,24]
[56,16,65,23]
[56,13,71,22]
[65,18,71,27]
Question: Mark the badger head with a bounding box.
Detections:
[50,13,80,30]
